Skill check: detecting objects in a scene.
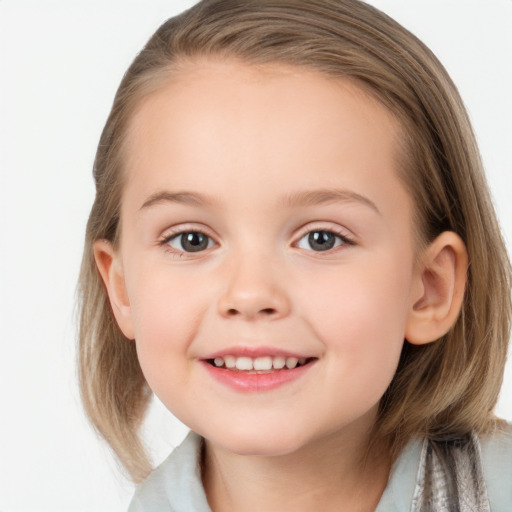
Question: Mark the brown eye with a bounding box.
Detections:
[168,231,213,252]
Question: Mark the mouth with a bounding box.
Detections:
[200,350,318,392]
[204,355,316,373]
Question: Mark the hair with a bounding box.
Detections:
[78,0,511,482]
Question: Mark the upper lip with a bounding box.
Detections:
[200,346,316,360]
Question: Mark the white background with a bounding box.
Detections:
[0,1,511,510]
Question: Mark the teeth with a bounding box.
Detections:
[224,355,236,368]
[253,357,273,370]
[235,357,253,371]
[210,355,308,371]
[285,357,299,369]
[273,356,286,369]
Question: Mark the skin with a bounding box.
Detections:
[95,59,468,511]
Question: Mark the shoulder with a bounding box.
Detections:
[128,431,212,512]
[377,423,512,512]
[480,421,512,510]
[375,437,423,511]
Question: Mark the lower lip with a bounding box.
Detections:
[201,360,315,392]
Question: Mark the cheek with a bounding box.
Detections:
[125,265,207,382]
[295,256,412,370]
[128,261,199,332]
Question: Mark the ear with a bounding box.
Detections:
[405,231,468,345]
[93,239,135,340]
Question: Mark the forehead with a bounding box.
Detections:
[122,59,406,213]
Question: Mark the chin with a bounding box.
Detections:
[205,426,310,457]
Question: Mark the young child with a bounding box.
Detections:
[78,0,512,510]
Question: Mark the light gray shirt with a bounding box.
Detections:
[128,425,512,511]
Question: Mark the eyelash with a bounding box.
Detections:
[158,226,354,257]
[159,227,216,258]
[295,228,354,252]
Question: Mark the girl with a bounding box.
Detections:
[78,0,512,510]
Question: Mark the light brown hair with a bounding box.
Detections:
[78,0,511,482]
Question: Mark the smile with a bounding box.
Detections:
[207,355,312,372]
[200,350,317,392]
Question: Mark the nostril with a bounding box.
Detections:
[226,307,276,317]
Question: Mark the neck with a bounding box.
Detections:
[202,420,391,512]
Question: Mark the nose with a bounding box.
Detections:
[217,254,291,321]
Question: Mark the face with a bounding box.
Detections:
[108,60,422,457]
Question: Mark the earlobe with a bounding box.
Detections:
[93,239,135,340]
[405,231,468,345]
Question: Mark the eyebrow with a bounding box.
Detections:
[140,191,218,210]
[139,188,380,215]
[284,189,380,214]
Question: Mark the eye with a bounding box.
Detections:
[296,230,349,252]
[166,231,215,253]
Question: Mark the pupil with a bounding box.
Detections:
[182,232,208,252]
[308,231,335,251]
